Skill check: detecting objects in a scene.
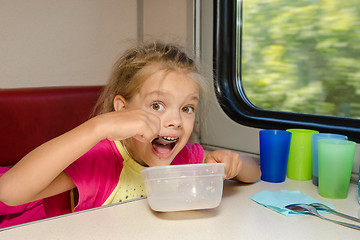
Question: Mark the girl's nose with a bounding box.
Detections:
[164,111,182,128]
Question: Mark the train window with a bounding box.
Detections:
[213,0,360,141]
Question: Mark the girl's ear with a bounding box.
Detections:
[113,95,127,111]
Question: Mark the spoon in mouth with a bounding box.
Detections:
[285,204,360,231]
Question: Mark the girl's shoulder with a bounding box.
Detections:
[65,139,124,184]
[76,139,123,164]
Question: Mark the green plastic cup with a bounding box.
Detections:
[318,139,356,199]
[286,129,319,180]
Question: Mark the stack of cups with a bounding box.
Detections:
[259,128,356,199]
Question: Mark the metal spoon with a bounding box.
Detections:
[309,203,360,223]
[285,204,360,231]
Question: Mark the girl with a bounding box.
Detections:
[0,42,261,228]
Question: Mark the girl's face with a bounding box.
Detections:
[123,71,200,167]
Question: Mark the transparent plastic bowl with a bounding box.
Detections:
[141,163,225,212]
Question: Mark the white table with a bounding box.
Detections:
[1,179,359,240]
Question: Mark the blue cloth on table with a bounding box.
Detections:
[250,190,334,216]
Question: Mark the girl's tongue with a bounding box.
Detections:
[151,137,178,158]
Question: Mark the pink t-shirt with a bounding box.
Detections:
[0,140,204,228]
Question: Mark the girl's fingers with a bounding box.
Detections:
[100,109,161,141]
[138,113,161,141]
[205,150,242,180]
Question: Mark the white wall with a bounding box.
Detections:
[0,0,137,88]
[143,0,189,45]
[0,0,192,89]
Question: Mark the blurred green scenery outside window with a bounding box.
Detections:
[240,0,360,119]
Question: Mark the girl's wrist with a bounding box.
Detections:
[84,115,108,143]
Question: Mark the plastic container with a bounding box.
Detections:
[141,163,225,212]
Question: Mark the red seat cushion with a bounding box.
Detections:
[0,86,103,166]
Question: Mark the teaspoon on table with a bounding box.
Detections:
[285,204,360,231]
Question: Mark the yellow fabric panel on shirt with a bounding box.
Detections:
[102,141,147,205]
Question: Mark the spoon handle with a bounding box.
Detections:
[327,208,360,223]
[310,203,360,223]
[317,214,360,231]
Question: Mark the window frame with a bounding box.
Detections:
[213,0,360,142]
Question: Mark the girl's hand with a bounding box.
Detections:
[203,150,261,183]
[204,150,242,180]
[92,109,161,142]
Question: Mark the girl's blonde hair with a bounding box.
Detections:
[94,41,209,116]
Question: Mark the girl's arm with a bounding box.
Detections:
[203,149,261,183]
[0,119,101,206]
[0,109,160,206]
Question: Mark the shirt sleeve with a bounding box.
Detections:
[171,142,204,165]
[64,139,123,212]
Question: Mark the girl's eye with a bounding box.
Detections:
[182,106,194,114]
[151,103,164,111]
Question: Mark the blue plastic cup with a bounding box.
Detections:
[312,133,347,186]
[259,129,292,183]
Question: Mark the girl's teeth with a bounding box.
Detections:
[161,136,178,142]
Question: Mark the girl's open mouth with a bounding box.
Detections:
[151,136,179,158]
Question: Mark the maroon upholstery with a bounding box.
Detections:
[0,86,103,166]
